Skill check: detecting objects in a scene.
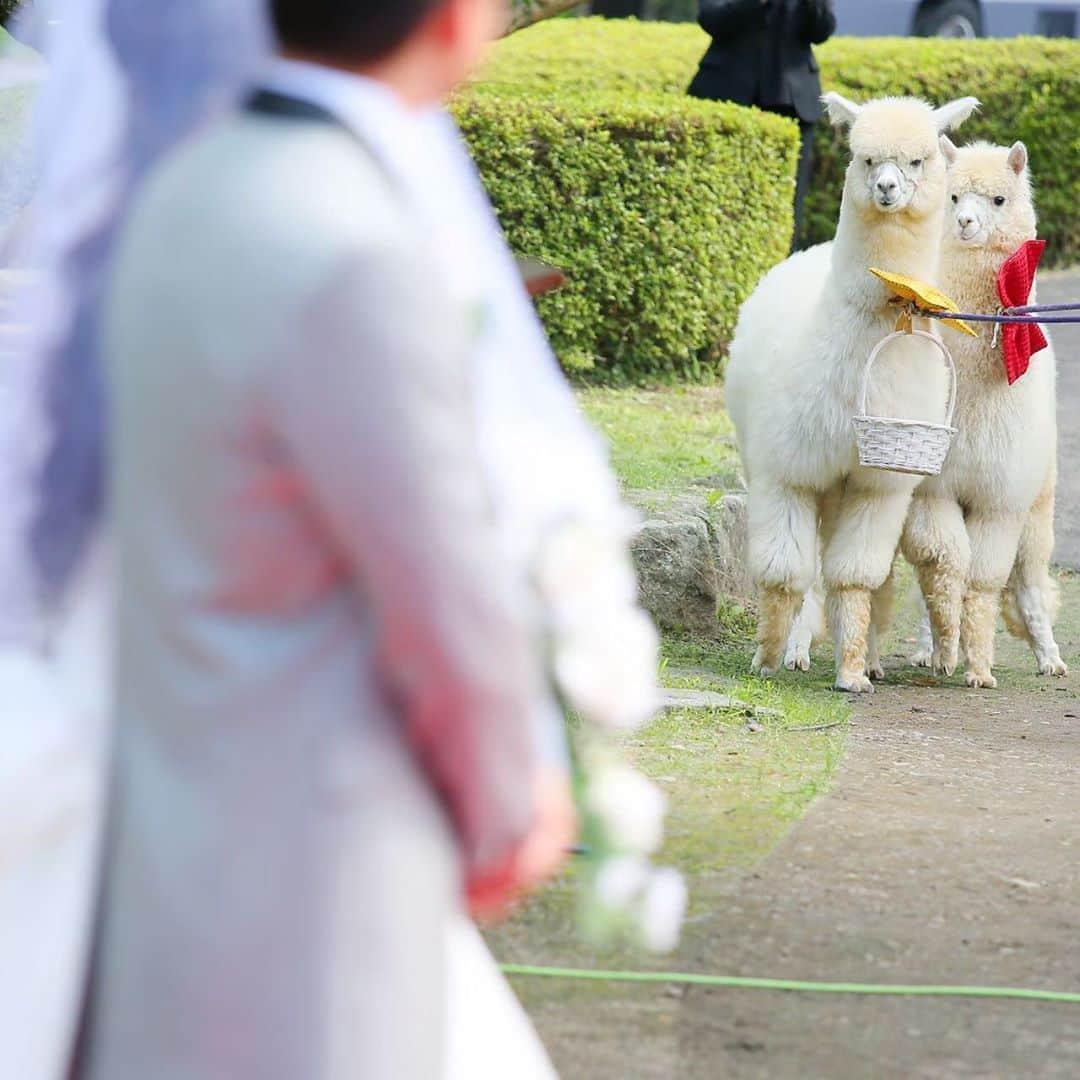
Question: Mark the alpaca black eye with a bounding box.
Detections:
[865,158,873,167]
[910,159,922,168]
[951,194,959,203]
[994,196,1007,206]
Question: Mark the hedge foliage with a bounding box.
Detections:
[453,85,798,380]
[805,37,1080,263]
[474,20,1080,267]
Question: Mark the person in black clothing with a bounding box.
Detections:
[688,0,836,251]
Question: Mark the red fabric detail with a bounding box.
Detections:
[997,239,1048,385]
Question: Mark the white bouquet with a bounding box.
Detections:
[535,519,686,954]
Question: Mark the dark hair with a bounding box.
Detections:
[271,0,444,64]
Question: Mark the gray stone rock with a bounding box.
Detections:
[713,494,752,599]
[631,511,718,634]
[661,688,745,712]
[660,687,785,721]
[628,490,752,633]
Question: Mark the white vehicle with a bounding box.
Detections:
[597,0,1080,38]
[831,0,1079,38]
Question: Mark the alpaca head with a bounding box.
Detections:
[823,93,979,222]
[940,138,1036,254]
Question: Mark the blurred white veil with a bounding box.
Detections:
[0,4,269,1078]
[0,3,624,1078]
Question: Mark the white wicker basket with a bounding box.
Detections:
[852,329,958,477]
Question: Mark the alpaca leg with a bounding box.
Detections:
[901,494,970,677]
[785,584,825,672]
[1002,479,1067,676]
[866,562,897,681]
[784,492,841,671]
[963,511,1025,688]
[822,483,912,693]
[961,587,999,689]
[828,588,873,693]
[912,574,966,667]
[754,588,804,676]
[748,483,818,674]
[910,589,934,668]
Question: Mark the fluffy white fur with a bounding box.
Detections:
[903,139,1067,686]
[726,93,978,692]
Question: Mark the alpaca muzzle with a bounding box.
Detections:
[869,163,907,210]
[954,193,988,244]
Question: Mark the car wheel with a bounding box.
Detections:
[914,0,982,38]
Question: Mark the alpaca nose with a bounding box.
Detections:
[958,214,976,231]
[876,177,900,201]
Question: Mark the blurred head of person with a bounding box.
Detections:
[270,0,507,106]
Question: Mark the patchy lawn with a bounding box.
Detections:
[487,624,850,971]
[578,384,741,493]
[488,384,850,978]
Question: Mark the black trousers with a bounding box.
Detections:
[769,106,816,253]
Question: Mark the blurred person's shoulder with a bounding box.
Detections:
[120,109,411,286]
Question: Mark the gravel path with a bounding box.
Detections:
[520,604,1080,1078]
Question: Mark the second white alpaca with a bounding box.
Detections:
[903,139,1067,686]
[726,93,977,692]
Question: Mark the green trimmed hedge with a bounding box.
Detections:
[471,19,1080,285]
[453,87,798,380]
[805,37,1080,264]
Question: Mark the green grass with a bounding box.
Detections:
[579,384,741,492]
[488,575,851,969]
[487,385,849,976]
[632,673,848,881]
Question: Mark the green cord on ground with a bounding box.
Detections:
[501,965,1080,1004]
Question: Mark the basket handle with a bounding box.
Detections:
[859,329,958,427]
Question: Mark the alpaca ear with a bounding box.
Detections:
[939,135,959,165]
[822,92,862,129]
[933,96,980,133]
[1007,140,1029,175]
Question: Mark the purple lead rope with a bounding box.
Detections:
[916,301,1080,326]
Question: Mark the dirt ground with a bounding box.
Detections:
[504,576,1080,1079]
[496,269,1080,1080]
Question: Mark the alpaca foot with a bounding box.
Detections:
[910,613,934,669]
[835,672,875,694]
[932,647,958,678]
[866,660,885,681]
[1037,655,1069,677]
[965,670,998,690]
[784,640,812,672]
[752,647,779,678]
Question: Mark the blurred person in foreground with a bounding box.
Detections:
[688,0,836,250]
[71,1,578,1076]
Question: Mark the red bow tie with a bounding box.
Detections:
[998,239,1048,385]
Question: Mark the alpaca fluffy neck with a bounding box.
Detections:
[829,195,945,316]
[940,234,1035,383]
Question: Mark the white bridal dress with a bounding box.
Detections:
[0,3,627,1079]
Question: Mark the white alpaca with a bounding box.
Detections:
[902,139,1067,686]
[725,93,978,693]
